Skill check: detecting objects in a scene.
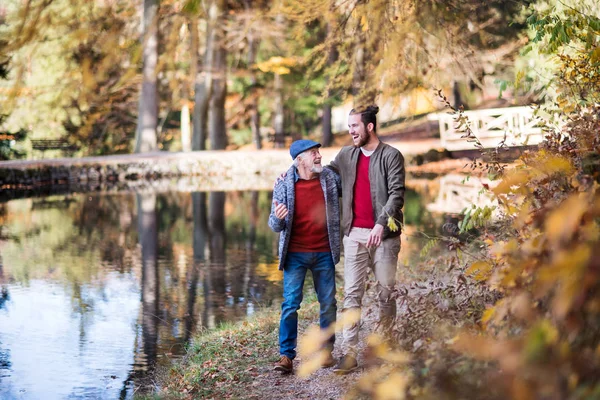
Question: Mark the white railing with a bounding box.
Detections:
[429,106,544,151]
[426,174,498,215]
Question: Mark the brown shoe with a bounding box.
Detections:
[333,354,358,375]
[321,351,336,368]
[274,355,293,374]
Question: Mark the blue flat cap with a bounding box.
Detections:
[289,139,321,159]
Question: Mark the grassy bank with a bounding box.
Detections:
[150,293,322,399]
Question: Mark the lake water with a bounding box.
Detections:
[0,174,490,399]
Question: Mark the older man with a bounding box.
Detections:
[268,139,341,374]
[329,105,406,374]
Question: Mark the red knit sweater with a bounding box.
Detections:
[288,178,331,252]
[352,152,374,229]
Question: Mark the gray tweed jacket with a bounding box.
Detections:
[268,166,341,271]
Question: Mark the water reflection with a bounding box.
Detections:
[136,193,160,392]
[0,191,280,399]
[0,179,480,399]
[426,173,497,215]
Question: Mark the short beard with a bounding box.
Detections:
[353,135,368,148]
[311,164,323,173]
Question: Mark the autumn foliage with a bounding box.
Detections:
[447,5,600,399]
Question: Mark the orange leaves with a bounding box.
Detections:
[492,168,530,196]
[492,152,574,200]
[453,333,522,372]
[544,194,588,246]
[465,260,493,281]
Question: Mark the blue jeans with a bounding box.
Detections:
[279,252,337,359]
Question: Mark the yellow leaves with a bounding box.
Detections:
[492,169,530,196]
[534,152,574,176]
[296,349,330,378]
[357,365,411,400]
[297,324,335,377]
[544,194,588,246]
[493,152,574,197]
[481,307,496,327]
[297,310,360,377]
[452,333,521,372]
[514,69,525,91]
[81,57,96,90]
[255,262,283,282]
[465,260,493,281]
[254,56,297,75]
[524,320,558,363]
[374,372,408,400]
[537,245,591,318]
[367,334,410,364]
[590,47,600,64]
[387,216,399,232]
[298,325,327,356]
[336,308,362,330]
[361,16,369,32]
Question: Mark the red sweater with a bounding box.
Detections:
[352,152,374,229]
[288,178,331,252]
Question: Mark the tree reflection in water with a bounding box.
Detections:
[0,190,283,399]
[137,193,159,371]
[206,191,227,327]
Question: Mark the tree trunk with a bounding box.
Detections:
[322,13,337,147]
[248,39,262,150]
[322,103,333,146]
[181,103,191,152]
[273,73,285,148]
[134,0,159,153]
[193,80,210,151]
[453,80,463,110]
[192,1,217,151]
[181,18,199,152]
[243,0,262,150]
[352,17,376,106]
[210,40,228,150]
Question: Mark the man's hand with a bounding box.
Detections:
[366,224,384,248]
[273,200,289,220]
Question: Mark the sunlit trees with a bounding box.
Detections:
[283,0,534,109]
[134,0,159,153]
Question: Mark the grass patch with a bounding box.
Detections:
[153,292,321,399]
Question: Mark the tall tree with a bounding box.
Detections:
[193,0,228,151]
[321,7,338,147]
[243,0,263,150]
[134,0,159,153]
[209,3,228,151]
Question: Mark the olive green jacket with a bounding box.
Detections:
[327,141,405,239]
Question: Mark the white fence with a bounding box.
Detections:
[429,106,544,151]
[426,174,498,215]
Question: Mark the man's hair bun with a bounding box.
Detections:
[364,105,379,115]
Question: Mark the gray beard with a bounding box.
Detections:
[311,164,323,173]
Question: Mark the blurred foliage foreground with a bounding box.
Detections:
[295,6,600,400]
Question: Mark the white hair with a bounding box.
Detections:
[293,152,306,168]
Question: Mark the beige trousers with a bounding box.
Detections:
[341,227,400,356]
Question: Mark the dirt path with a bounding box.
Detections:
[243,301,380,400]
